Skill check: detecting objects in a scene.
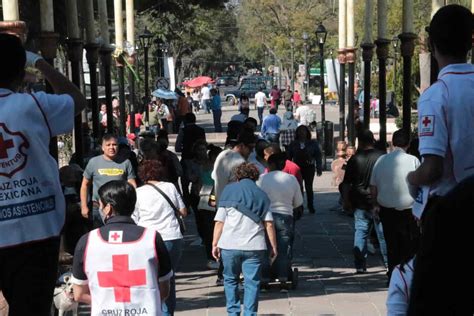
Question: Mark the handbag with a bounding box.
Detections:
[197,184,216,211]
[147,183,186,235]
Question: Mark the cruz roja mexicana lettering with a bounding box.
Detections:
[0,177,38,190]
[101,308,148,315]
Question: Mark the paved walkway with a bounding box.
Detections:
[175,172,388,316]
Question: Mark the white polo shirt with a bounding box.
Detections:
[257,171,303,216]
[370,148,420,210]
[413,63,474,218]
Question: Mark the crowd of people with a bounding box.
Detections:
[1,5,473,316]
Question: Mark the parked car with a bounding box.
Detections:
[216,76,237,86]
[224,82,270,105]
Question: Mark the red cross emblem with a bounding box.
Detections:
[422,116,431,127]
[108,231,123,243]
[0,133,14,159]
[97,254,146,303]
[0,123,29,178]
[419,115,435,137]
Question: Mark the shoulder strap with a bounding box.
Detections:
[146,183,181,218]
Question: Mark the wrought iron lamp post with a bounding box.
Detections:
[139,27,153,130]
[316,22,328,169]
[303,31,309,102]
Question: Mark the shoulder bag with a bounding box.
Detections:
[147,183,186,235]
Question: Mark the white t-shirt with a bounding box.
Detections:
[386,258,414,316]
[255,91,267,108]
[295,105,311,126]
[200,86,211,101]
[215,206,273,251]
[413,63,474,218]
[257,171,303,216]
[0,89,74,247]
[211,149,246,203]
[132,182,185,241]
[370,148,420,210]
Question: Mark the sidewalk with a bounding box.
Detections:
[175,172,388,316]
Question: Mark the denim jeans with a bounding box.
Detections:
[212,108,222,132]
[262,213,294,281]
[221,249,266,316]
[203,99,211,113]
[353,209,387,270]
[162,238,184,316]
[264,133,280,144]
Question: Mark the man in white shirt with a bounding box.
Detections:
[407,5,474,220]
[370,130,420,279]
[294,101,313,127]
[200,84,211,113]
[212,129,256,203]
[254,88,267,125]
[257,153,303,281]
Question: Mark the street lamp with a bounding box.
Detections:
[315,22,328,169]
[392,36,399,102]
[159,42,169,78]
[302,31,309,102]
[139,27,153,130]
[290,37,295,92]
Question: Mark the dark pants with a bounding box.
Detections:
[257,107,264,125]
[198,209,216,261]
[0,237,60,316]
[379,207,420,279]
[301,165,316,211]
[212,109,222,132]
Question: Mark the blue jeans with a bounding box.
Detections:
[262,213,294,281]
[264,133,280,144]
[221,249,265,316]
[162,239,183,316]
[212,108,222,132]
[353,209,387,270]
[202,99,211,113]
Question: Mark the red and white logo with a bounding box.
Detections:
[0,123,29,178]
[419,115,435,136]
[108,231,123,243]
[97,254,147,302]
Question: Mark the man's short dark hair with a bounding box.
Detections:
[0,33,26,86]
[269,107,277,115]
[102,133,117,143]
[98,180,136,216]
[428,4,473,59]
[184,112,196,124]
[357,129,375,146]
[255,139,269,159]
[264,142,282,155]
[236,128,256,146]
[244,117,258,130]
[392,129,410,148]
[267,152,286,171]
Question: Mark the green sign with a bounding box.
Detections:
[309,68,320,76]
